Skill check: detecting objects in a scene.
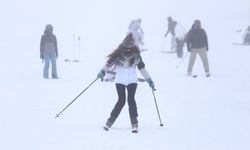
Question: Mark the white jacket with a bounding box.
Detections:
[103,55,150,86]
[115,67,138,86]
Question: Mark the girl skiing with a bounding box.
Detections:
[97,33,154,133]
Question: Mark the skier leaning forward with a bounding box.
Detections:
[97,33,155,133]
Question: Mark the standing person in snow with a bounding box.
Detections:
[40,24,59,79]
[128,18,144,48]
[97,33,155,133]
[164,16,177,52]
[243,26,250,45]
[186,20,210,77]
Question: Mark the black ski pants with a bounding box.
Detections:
[109,83,138,124]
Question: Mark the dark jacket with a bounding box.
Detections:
[40,30,58,59]
[186,27,208,51]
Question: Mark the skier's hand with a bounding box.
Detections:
[146,78,155,89]
[40,55,44,60]
[97,69,105,79]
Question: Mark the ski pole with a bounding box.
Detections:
[77,36,80,61]
[151,88,164,127]
[176,52,189,68]
[55,77,99,118]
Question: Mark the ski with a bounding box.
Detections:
[192,75,197,78]
[188,74,197,78]
[64,59,80,62]
[64,59,71,62]
[160,50,176,54]
[103,126,138,133]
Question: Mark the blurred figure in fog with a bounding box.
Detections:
[128,18,144,48]
[164,16,186,57]
[186,20,210,77]
[40,24,59,79]
[243,26,250,45]
[164,16,177,52]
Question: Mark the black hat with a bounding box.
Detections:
[121,33,135,48]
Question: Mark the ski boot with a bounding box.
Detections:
[103,116,116,131]
[131,123,138,133]
[130,117,138,133]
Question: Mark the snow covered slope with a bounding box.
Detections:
[0,0,249,150]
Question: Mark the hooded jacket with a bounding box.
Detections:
[40,25,58,58]
[186,26,208,51]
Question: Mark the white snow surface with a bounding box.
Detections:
[0,0,250,150]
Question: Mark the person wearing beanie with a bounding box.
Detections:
[40,24,59,79]
[97,33,155,133]
[186,20,210,77]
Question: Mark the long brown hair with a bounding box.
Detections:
[107,44,140,63]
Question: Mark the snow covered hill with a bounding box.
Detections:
[0,0,249,150]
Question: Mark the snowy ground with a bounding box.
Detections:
[0,0,250,150]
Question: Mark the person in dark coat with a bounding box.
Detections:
[40,24,59,79]
[97,33,155,133]
[186,20,210,77]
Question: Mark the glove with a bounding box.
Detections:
[97,69,105,79]
[146,78,155,89]
[40,54,44,60]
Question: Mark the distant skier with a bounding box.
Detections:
[97,33,155,133]
[186,20,210,77]
[40,24,59,79]
[243,26,250,45]
[164,16,177,52]
[164,16,186,57]
[128,18,144,48]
